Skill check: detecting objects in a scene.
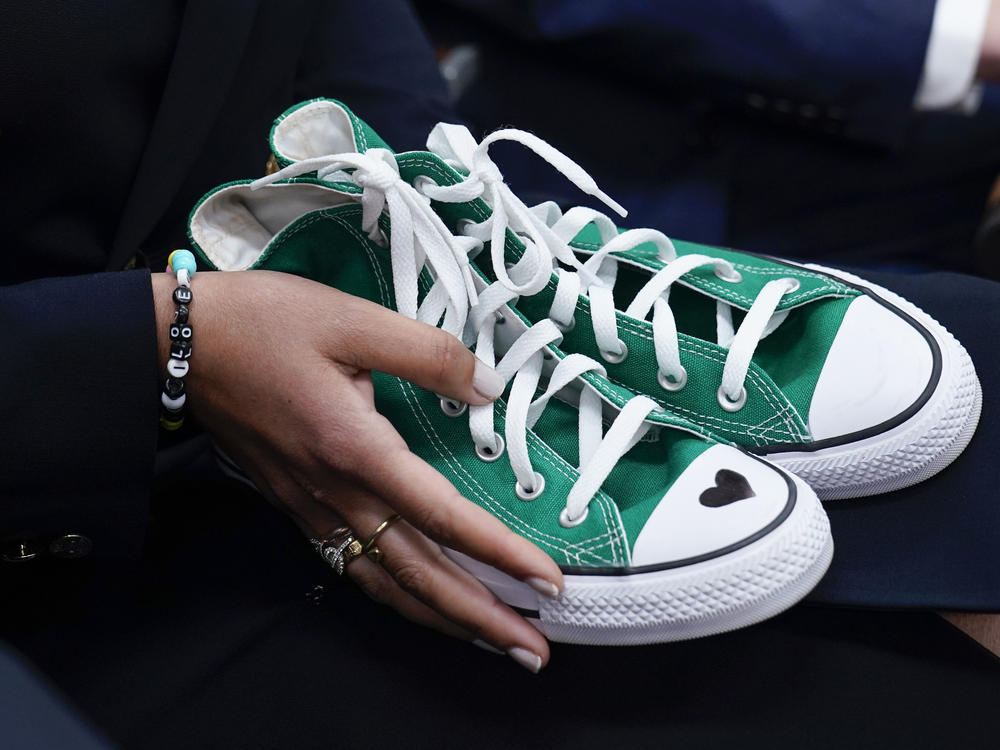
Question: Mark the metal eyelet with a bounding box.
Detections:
[475,433,505,462]
[715,265,742,283]
[782,277,801,293]
[554,316,576,333]
[559,505,589,528]
[657,367,688,392]
[515,472,546,501]
[717,385,747,412]
[600,340,628,364]
[439,398,467,417]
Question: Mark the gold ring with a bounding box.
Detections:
[362,514,401,563]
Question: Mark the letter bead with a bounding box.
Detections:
[161,265,196,431]
[169,323,193,342]
[169,340,192,360]
[167,358,190,378]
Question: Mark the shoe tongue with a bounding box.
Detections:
[269,98,393,168]
[425,122,480,171]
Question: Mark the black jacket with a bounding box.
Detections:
[0,0,454,563]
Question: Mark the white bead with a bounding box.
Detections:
[161,391,186,411]
[167,358,190,378]
[176,268,191,287]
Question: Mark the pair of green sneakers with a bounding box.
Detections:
[189,99,980,645]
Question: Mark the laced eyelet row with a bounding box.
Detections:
[559,506,588,528]
[554,316,575,333]
[475,432,505,462]
[657,367,687,392]
[714,265,742,283]
[439,397,467,417]
[600,339,628,364]
[717,385,747,412]
[515,472,545,501]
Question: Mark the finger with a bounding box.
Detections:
[292,489,472,640]
[353,429,563,601]
[297,481,547,662]
[346,554,472,641]
[340,503,551,671]
[327,290,505,406]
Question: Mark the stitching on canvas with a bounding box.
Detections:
[609,317,806,440]
[392,157,797,443]
[326,212,622,564]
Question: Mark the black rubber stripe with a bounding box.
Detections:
[745,258,942,454]
[509,605,541,619]
[557,451,797,576]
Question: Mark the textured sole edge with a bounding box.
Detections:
[765,264,983,500]
[449,474,832,645]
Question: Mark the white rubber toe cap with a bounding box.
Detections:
[807,295,934,441]
[631,445,793,566]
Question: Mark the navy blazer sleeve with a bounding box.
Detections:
[0,0,456,561]
[444,0,939,145]
[0,271,159,559]
[295,0,458,151]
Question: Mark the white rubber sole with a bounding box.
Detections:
[448,473,832,646]
[763,264,983,501]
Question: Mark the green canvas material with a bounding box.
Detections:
[189,193,721,568]
[264,99,862,448]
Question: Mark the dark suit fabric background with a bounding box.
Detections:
[1,1,999,749]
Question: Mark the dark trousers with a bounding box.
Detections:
[3,460,1000,750]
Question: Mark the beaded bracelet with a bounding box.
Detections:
[160,249,197,431]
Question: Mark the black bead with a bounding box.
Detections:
[169,323,193,342]
[169,340,192,360]
[163,377,186,399]
[174,305,189,324]
[173,286,193,305]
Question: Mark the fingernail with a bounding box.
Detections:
[472,360,506,402]
[472,639,504,655]
[526,576,560,599]
[508,647,543,674]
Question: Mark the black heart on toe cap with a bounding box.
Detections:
[699,469,756,508]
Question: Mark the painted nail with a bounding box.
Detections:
[472,639,504,655]
[472,360,506,402]
[508,647,543,674]
[526,576,560,599]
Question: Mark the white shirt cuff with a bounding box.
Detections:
[914,0,992,114]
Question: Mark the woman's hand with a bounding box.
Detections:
[152,270,562,672]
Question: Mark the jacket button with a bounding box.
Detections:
[2,539,42,562]
[49,534,93,559]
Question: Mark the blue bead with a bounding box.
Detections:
[169,249,198,277]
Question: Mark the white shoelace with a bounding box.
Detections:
[420,124,800,411]
[254,150,661,526]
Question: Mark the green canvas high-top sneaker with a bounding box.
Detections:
[187,171,832,646]
[264,98,982,501]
